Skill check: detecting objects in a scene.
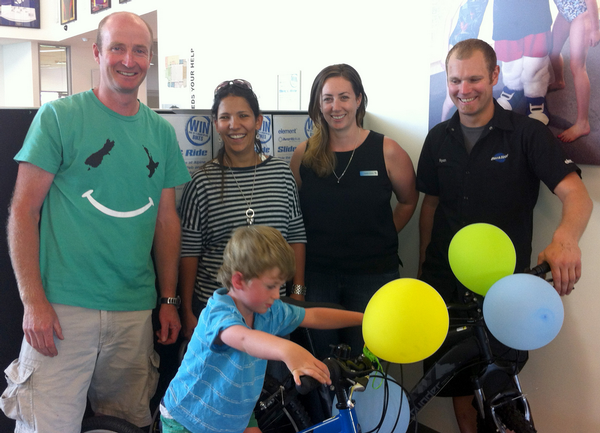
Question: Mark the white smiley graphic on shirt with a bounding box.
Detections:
[82,138,159,218]
[82,190,154,218]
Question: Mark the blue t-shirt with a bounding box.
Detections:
[164,289,305,432]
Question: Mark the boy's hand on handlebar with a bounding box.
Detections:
[284,345,331,386]
[538,241,581,296]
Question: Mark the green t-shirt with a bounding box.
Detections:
[15,90,191,311]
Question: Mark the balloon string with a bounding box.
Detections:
[363,345,384,389]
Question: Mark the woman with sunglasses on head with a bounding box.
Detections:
[178,79,306,340]
[290,64,418,359]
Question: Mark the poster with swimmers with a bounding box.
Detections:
[430,0,600,165]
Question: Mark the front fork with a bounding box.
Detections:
[473,374,533,432]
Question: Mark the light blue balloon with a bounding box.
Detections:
[332,373,410,432]
[483,274,564,350]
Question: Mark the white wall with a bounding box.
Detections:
[69,42,98,94]
[3,42,37,107]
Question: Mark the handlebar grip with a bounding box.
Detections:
[527,262,550,276]
[295,375,322,395]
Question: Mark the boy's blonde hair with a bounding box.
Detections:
[217,226,296,289]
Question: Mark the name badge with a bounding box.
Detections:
[360,170,378,177]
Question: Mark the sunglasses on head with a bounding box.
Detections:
[214,79,253,96]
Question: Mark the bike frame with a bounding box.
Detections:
[291,313,530,433]
[407,309,532,428]
[409,324,483,418]
[297,407,360,433]
[295,356,371,433]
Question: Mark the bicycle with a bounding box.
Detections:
[255,263,552,433]
[81,263,551,433]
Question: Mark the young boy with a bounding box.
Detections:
[161,225,364,433]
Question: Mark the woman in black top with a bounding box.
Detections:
[290,64,418,358]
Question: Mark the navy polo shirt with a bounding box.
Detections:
[417,101,579,301]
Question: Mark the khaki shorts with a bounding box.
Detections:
[0,304,159,433]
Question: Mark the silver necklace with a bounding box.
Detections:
[332,132,360,184]
[227,155,258,225]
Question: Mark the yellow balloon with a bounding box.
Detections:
[363,279,449,364]
[448,223,516,296]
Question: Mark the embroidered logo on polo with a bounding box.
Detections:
[81,138,158,218]
[565,159,574,165]
[491,153,509,163]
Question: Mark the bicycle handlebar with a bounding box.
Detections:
[295,354,374,395]
[446,262,551,315]
[526,261,551,277]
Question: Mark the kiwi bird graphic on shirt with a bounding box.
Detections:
[85,139,159,177]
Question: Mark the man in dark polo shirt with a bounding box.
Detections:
[416,38,592,433]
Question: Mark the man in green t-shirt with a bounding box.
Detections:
[1,12,191,433]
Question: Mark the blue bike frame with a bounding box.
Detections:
[298,406,360,433]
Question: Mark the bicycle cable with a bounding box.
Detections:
[364,361,407,433]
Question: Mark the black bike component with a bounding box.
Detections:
[494,400,536,433]
[330,343,352,359]
[81,415,144,433]
[295,374,321,396]
[477,394,537,433]
[255,374,312,433]
[525,262,551,277]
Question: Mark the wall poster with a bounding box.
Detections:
[0,0,40,28]
[61,0,76,24]
[91,0,110,14]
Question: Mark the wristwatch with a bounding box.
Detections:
[291,284,307,296]
[160,296,181,308]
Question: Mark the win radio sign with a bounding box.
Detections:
[185,116,211,146]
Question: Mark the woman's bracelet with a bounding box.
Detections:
[291,284,307,296]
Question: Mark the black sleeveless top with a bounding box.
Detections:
[299,131,399,274]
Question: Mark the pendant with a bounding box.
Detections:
[246,208,255,225]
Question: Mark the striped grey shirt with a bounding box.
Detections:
[179,156,306,305]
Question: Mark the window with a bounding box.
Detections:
[39,45,71,104]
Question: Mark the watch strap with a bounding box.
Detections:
[160,296,181,308]
[291,284,307,296]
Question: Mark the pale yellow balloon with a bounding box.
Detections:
[363,278,449,364]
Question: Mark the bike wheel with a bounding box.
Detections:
[255,374,313,433]
[81,416,145,433]
[477,399,536,433]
